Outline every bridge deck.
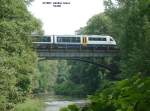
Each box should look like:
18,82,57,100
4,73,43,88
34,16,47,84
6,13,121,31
35,48,119,59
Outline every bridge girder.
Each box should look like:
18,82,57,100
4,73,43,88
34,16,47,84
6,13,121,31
36,47,120,74
38,57,120,74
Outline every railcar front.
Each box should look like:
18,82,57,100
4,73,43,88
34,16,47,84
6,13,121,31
86,35,117,49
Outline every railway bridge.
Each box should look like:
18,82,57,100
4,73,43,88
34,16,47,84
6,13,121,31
32,36,120,74
32,34,119,59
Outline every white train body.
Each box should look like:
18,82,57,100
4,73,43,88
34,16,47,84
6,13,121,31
32,35,117,48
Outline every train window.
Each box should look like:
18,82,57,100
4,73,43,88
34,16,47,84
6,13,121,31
42,37,51,42
57,37,70,42
71,37,80,43
57,37,80,43
32,36,51,42
102,38,106,41
57,37,60,42
89,37,106,41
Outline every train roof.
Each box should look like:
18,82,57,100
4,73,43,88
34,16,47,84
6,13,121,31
31,35,113,38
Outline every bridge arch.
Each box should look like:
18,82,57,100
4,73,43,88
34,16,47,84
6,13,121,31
38,58,119,74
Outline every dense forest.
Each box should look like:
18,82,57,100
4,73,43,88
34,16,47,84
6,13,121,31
0,0,150,111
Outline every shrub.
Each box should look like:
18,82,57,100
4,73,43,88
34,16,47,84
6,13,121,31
68,104,79,111
15,99,43,111
60,104,79,111
60,107,70,111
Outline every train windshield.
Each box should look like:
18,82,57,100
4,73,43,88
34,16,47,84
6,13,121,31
88,37,106,41
110,38,114,41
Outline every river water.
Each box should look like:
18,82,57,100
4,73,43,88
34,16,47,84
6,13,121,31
44,96,88,111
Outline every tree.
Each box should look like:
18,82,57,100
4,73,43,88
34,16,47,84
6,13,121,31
82,13,113,35
35,60,58,93
104,0,150,76
0,0,42,110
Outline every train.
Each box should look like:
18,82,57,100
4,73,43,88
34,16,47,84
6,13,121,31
32,35,117,49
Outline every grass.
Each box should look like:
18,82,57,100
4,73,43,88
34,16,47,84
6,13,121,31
15,98,44,111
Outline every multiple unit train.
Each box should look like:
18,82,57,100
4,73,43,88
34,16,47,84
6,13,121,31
32,35,117,49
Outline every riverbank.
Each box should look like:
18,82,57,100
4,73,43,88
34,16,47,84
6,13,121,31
14,94,88,111
15,99,44,111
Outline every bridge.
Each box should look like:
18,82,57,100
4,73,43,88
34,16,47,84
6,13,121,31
33,45,119,59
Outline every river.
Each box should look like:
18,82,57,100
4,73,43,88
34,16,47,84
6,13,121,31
44,100,87,111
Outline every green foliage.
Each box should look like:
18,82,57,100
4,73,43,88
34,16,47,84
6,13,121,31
56,60,70,84
68,61,101,95
60,107,70,111
104,0,150,76
54,60,103,96
54,60,88,97
60,104,79,111
34,60,58,93
15,99,43,111
82,74,150,111
54,81,85,96
68,104,80,111
82,13,113,35
0,0,42,110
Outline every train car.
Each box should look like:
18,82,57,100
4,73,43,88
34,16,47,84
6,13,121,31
74,35,116,49
54,35,82,48
86,35,116,48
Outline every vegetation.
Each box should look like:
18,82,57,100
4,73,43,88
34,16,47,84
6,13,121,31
15,99,43,111
59,0,150,111
0,0,149,111
104,0,150,76
60,104,79,111
33,60,58,94
0,0,43,110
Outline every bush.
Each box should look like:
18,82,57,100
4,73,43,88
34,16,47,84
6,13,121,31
86,74,150,111
60,104,79,111
15,99,43,111
66,74,150,111
60,107,70,111
54,81,85,97
68,104,79,111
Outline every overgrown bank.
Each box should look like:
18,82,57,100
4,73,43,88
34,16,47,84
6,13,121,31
15,99,43,111
0,0,43,110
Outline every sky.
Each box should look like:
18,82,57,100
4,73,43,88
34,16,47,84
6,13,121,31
29,0,104,35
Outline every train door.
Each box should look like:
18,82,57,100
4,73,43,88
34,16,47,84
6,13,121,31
82,36,88,46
